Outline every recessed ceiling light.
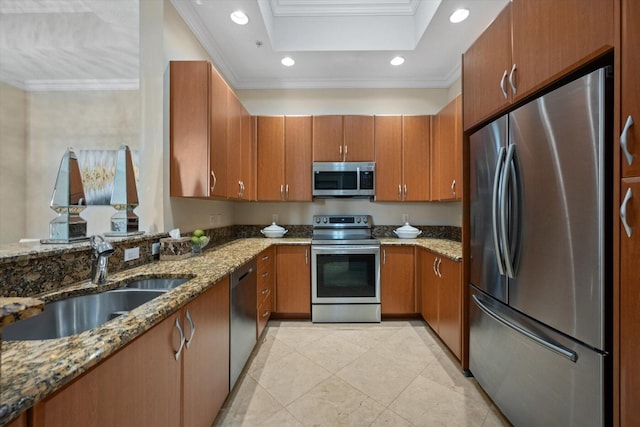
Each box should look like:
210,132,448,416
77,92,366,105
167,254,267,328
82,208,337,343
449,8,470,23
230,10,249,25
281,57,295,67
390,56,405,66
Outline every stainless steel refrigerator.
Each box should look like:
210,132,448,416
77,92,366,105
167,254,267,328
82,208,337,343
469,65,612,426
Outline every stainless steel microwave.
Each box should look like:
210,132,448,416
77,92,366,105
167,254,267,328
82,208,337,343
312,162,375,198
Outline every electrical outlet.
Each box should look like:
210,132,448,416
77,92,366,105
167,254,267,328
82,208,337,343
209,215,215,225
151,242,160,255
272,213,278,223
216,213,222,225
124,247,140,261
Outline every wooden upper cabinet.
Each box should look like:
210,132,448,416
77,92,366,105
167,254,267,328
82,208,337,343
313,115,343,161
462,3,512,131
511,0,614,102
257,116,285,201
431,96,462,201
210,66,229,199
226,92,243,200
343,115,374,161
284,116,313,201
374,116,403,201
169,61,211,198
621,0,640,178
380,245,416,315
276,245,311,315
402,115,430,201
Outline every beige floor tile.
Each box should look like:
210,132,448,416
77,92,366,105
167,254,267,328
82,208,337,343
297,332,368,373
374,326,440,371
266,322,333,349
370,409,416,427
214,375,284,426
286,376,386,427
251,350,332,405
482,406,513,427
419,360,491,406
389,375,491,427
262,408,305,427
336,349,420,406
248,334,295,378
324,325,403,350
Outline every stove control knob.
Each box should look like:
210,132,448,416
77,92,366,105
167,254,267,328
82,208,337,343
356,217,361,223
322,217,328,223
315,217,320,224
363,217,368,224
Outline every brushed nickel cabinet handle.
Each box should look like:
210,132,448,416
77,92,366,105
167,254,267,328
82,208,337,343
185,309,196,349
383,249,387,265
262,310,270,318
436,258,442,278
261,288,270,296
210,170,217,192
500,70,508,99
621,187,634,238
433,257,438,276
621,115,635,166
261,255,269,261
305,249,309,264
174,318,185,360
344,144,348,160
280,184,284,200
403,184,407,199
398,184,402,199
262,271,269,278
286,184,289,199
508,64,517,96
451,179,456,197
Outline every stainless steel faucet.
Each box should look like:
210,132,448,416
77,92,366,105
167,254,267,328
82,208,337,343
90,235,115,284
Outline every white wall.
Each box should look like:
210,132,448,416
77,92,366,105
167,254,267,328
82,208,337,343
448,77,462,101
0,82,27,243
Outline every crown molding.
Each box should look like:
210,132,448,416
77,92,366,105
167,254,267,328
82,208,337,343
23,79,139,92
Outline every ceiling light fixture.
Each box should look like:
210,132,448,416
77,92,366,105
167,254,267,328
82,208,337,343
449,8,470,23
390,56,405,66
230,10,249,25
281,57,295,67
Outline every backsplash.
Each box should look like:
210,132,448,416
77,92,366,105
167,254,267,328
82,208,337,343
0,224,460,297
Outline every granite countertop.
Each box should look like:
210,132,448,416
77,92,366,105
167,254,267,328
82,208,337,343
0,298,44,328
0,237,460,425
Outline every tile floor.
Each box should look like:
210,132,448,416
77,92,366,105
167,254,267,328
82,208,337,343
214,320,512,427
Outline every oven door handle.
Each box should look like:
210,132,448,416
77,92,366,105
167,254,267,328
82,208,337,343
312,245,381,252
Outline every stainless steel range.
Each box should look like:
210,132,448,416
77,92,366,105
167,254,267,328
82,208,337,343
311,215,381,323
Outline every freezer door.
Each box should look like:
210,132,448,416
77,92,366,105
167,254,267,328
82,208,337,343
469,286,604,427
469,115,508,303
507,68,608,350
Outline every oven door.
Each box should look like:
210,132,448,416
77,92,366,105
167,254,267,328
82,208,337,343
311,244,380,304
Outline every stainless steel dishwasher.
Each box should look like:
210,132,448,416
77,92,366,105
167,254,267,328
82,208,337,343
230,258,257,390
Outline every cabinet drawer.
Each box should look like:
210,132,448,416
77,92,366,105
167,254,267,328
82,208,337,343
257,292,273,339
257,247,274,272
257,271,273,308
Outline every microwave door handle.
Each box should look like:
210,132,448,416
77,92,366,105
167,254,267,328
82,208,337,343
357,166,360,191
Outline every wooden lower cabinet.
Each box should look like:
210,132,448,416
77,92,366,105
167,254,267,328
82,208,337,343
418,247,462,360
31,278,230,427
620,177,640,426
183,278,230,427
5,413,26,427
381,245,416,315
257,246,275,338
275,245,310,315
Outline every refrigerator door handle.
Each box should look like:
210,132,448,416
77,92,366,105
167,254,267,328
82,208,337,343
472,294,578,363
500,144,517,278
492,147,507,275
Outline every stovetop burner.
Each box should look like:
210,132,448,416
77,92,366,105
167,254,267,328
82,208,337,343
311,215,378,245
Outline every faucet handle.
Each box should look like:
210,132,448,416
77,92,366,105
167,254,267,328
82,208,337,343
90,235,114,256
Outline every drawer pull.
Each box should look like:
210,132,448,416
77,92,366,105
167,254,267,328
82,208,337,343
261,255,269,261
262,272,269,278
262,310,270,318
261,288,270,296
621,187,633,238
621,115,635,166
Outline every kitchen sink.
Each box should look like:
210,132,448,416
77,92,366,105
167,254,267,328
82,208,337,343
2,288,166,341
125,277,191,290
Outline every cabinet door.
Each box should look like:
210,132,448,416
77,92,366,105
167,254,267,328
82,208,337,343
374,116,403,201
285,116,313,201
621,0,640,178
462,3,512,131
438,256,462,360
419,248,438,329
240,107,255,200
313,115,343,161
276,245,311,314
511,0,613,102
33,313,182,427
183,277,230,427
227,92,243,199
5,413,25,427
620,178,640,426
169,61,210,198
432,97,461,201
257,116,285,201
403,115,430,201
343,115,374,161
210,67,229,198
381,245,415,315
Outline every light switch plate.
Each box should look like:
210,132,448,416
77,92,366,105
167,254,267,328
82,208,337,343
151,242,160,255
124,247,140,261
